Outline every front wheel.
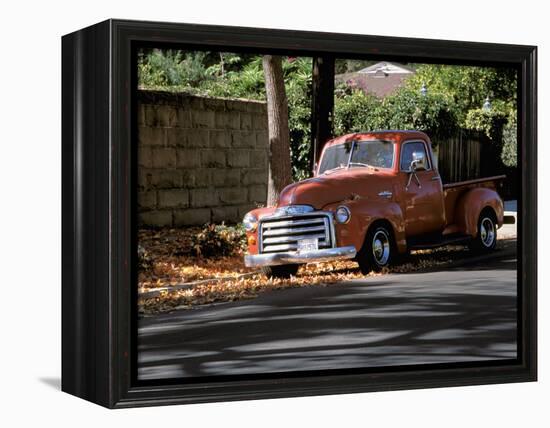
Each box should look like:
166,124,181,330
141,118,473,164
469,210,497,252
261,264,300,279
356,225,394,274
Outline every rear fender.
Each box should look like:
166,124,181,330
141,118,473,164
454,188,504,237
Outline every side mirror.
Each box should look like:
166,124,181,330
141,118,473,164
410,151,427,172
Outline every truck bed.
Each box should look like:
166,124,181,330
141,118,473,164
442,175,506,191
443,175,506,232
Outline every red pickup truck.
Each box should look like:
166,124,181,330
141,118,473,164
243,131,504,278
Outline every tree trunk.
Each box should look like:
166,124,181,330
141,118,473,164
310,56,335,173
262,55,292,207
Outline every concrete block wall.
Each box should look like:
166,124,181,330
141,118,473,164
137,90,269,227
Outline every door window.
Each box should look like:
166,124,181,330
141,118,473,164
400,141,430,171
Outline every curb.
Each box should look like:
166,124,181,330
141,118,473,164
139,270,260,299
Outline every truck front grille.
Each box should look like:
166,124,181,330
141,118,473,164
259,213,334,253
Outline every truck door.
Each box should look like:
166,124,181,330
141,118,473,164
398,140,446,237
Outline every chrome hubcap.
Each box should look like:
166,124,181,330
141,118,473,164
372,230,390,265
480,217,495,247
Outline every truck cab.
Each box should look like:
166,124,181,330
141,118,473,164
243,131,504,278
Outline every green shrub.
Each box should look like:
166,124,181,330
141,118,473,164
404,64,517,126
285,58,313,180
501,118,517,167
333,88,457,145
464,108,507,141
204,58,266,100
138,50,214,89
137,244,152,270
190,223,246,258
382,89,458,141
334,90,384,135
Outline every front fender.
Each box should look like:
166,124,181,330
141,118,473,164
454,188,504,237
323,199,407,254
244,206,277,255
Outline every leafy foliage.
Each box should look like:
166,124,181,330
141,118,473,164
334,64,517,157
381,89,458,141
405,64,517,148
334,87,457,145
501,117,518,167
283,58,313,180
138,50,214,88
137,244,152,270
203,57,266,100
405,64,517,123
334,89,383,133
190,223,246,258
464,108,507,141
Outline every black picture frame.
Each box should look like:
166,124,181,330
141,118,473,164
62,19,537,408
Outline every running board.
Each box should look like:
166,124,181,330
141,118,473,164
408,234,471,250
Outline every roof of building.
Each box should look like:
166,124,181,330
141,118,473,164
335,61,415,98
357,62,414,75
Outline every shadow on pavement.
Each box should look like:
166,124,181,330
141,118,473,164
138,255,517,380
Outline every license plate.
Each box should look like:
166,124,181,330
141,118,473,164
297,238,318,252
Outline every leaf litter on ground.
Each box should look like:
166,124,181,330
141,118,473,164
138,227,516,315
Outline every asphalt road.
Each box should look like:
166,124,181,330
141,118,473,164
138,244,517,381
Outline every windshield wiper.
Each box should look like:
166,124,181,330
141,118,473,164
322,165,347,175
348,162,376,169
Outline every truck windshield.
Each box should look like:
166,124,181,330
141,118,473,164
318,140,394,174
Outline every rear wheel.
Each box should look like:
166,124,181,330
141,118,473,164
261,264,300,279
469,209,497,252
357,224,394,274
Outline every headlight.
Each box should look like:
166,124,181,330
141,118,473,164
335,206,351,224
243,213,258,232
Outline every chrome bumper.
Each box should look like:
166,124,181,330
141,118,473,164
244,246,357,267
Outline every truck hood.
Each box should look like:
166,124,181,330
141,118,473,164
278,169,392,209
